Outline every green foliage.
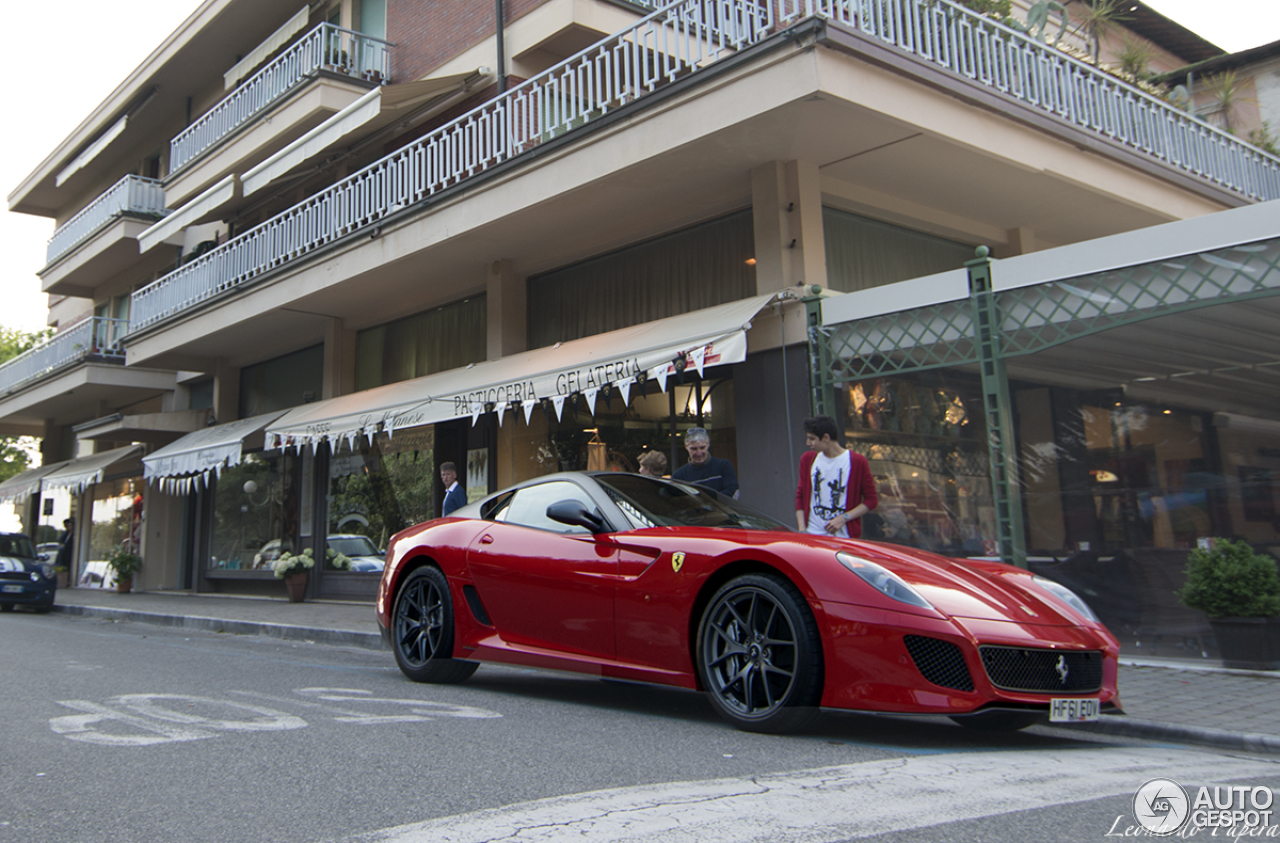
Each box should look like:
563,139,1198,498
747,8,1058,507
1201,70,1252,134
1116,36,1153,80
954,0,1012,17
1179,539,1280,619
269,549,315,579
1071,0,1132,64
1249,122,1280,156
105,546,143,580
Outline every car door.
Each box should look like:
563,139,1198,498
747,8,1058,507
466,479,618,659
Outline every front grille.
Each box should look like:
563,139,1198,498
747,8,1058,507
0,571,29,581
979,646,1103,693
904,635,974,691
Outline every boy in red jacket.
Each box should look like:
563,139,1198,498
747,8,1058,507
795,415,878,538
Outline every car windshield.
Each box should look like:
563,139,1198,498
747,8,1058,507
0,535,37,558
595,474,788,531
328,536,381,556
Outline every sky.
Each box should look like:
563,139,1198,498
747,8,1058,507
2,0,1278,336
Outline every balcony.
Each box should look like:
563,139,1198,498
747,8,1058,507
0,318,127,398
169,23,392,176
128,0,1279,339
43,175,167,269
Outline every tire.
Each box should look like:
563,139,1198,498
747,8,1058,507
392,566,477,684
949,710,1044,731
34,596,54,615
696,573,823,733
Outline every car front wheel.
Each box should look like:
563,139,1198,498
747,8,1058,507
392,566,477,684
696,573,823,733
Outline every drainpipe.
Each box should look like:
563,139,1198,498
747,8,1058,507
495,0,506,94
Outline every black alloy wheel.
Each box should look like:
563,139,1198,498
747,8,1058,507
697,573,823,733
392,566,477,684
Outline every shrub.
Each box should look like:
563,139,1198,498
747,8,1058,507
1179,539,1280,618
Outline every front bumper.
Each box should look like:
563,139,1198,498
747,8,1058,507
0,576,56,607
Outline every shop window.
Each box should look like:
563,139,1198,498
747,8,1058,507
355,297,486,391
240,345,323,416
85,478,144,587
823,207,973,293
326,428,436,571
527,211,756,349
209,451,303,571
840,372,996,556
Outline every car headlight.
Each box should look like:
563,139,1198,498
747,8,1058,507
40,564,56,579
836,552,933,609
1032,575,1098,622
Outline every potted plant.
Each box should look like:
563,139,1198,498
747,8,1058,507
1179,539,1280,670
270,548,315,602
106,546,143,594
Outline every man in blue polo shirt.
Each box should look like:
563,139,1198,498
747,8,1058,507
672,427,739,499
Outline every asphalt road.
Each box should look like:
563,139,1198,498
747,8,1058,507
4,612,1277,843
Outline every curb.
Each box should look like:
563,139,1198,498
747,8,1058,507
54,603,386,651
1046,716,1280,756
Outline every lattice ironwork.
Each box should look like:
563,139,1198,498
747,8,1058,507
997,237,1280,358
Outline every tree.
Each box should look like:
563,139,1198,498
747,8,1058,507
0,327,53,484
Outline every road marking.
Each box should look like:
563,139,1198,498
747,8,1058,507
351,746,1280,843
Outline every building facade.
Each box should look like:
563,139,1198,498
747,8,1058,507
4,0,1277,618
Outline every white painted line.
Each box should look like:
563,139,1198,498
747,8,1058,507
354,747,1278,843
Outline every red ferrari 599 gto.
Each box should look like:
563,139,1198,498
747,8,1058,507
376,472,1120,733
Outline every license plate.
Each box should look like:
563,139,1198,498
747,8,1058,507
1050,697,1100,722
2,584,22,593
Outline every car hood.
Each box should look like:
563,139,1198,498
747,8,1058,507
831,539,1084,626
0,556,43,574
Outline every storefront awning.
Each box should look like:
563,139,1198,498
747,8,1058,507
267,292,782,450
41,445,142,494
0,461,71,504
143,411,287,491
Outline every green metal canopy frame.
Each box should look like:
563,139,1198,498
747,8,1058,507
810,230,1280,567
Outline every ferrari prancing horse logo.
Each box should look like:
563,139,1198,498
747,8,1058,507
671,552,686,573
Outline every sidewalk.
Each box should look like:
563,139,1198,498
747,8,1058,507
51,587,1280,754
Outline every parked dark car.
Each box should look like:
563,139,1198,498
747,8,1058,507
0,532,56,613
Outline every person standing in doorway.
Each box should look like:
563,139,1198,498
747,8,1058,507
55,518,75,573
672,428,739,498
440,462,466,517
795,416,878,538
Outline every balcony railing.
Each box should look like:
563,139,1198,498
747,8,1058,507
44,176,167,268
169,23,393,173
778,0,1280,201
131,0,1280,334
0,318,128,397
132,0,772,331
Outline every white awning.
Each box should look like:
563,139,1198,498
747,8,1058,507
143,411,286,492
0,461,71,504
41,446,142,494
268,293,780,450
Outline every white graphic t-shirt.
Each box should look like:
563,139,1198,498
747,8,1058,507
807,449,853,538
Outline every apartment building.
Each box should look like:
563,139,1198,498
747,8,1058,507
4,0,1276,606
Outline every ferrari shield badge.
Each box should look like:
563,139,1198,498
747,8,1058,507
671,552,686,573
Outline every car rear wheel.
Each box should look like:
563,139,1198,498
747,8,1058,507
392,567,477,684
949,710,1043,731
696,573,823,733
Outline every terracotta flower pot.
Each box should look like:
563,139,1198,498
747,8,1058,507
116,576,133,594
284,572,308,603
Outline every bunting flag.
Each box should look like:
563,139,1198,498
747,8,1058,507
522,399,538,425
653,365,670,393
496,402,508,427
692,346,707,377
470,402,484,426
583,386,599,415
552,394,567,421
617,377,633,406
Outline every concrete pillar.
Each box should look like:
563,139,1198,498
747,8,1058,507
1003,227,1037,256
750,160,827,295
323,317,357,399
487,259,526,360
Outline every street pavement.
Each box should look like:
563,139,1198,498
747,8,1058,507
49,585,1280,755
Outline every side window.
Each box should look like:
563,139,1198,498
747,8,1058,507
497,481,597,534
480,491,515,521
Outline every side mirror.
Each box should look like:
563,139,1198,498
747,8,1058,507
546,501,608,534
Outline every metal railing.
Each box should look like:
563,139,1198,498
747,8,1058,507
169,23,393,173
0,318,128,397
133,0,773,331
44,176,167,268
778,0,1280,201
